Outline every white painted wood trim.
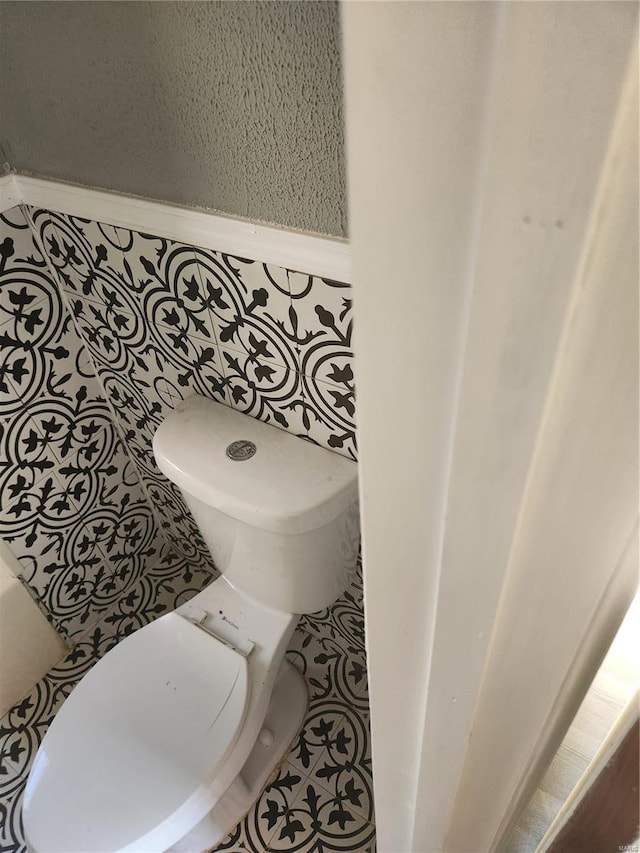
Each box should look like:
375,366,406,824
344,3,638,852
416,10,638,853
0,173,21,212
446,29,639,851
342,5,503,850
8,174,351,282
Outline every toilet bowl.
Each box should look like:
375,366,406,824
23,395,360,853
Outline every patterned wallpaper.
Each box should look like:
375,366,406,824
2,203,356,644
28,205,356,510
28,208,356,457
0,206,202,642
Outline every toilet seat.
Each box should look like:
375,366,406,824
23,612,249,853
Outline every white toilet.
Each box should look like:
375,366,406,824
23,394,360,853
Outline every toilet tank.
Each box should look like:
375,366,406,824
153,395,360,614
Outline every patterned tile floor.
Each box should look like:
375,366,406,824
0,559,374,853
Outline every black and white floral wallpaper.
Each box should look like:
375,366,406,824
23,206,356,585
0,206,211,642
2,201,357,639
28,207,357,459
0,201,367,852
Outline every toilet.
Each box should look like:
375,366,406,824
22,394,360,853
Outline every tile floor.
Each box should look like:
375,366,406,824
0,557,374,853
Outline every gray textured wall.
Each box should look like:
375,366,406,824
0,1,346,236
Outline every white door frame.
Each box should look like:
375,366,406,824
342,3,639,850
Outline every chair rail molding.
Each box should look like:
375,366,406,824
0,173,351,282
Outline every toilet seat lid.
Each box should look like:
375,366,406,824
23,612,249,853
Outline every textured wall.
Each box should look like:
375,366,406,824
0,1,346,236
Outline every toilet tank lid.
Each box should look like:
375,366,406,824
153,395,358,534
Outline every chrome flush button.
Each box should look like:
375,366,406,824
226,440,257,461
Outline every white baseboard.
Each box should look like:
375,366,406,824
2,173,352,282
